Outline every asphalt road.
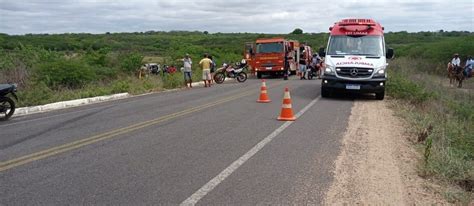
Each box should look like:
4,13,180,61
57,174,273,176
1,76,355,205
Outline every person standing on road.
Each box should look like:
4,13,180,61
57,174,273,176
182,54,193,88
311,53,321,78
199,54,212,87
283,51,289,80
299,45,308,80
209,55,216,84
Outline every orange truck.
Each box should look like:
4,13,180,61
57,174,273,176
245,37,311,79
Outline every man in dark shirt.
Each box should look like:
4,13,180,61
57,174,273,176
299,45,307,80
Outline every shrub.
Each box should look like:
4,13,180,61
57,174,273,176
94,66,119,80
16,81,54,106
0,46,61,87
111,80,130,93
35,58,96,89
119,52,143,73
84,47,110,67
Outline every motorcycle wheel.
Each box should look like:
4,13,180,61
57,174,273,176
214,72,225,84
236,72,247,82
0,96,15,121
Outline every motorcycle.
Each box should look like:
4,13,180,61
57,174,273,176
307,65,318,80
308,57,323,80
213,61,248,84
0,83,18,121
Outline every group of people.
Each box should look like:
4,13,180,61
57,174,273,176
295,46,323,80
141,64,178,76
450,53,473,78
302,53,323,80
282,43,324,81
181,53,217,88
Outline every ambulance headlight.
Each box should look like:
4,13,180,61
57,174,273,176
373,67,386,77
324,65,335,75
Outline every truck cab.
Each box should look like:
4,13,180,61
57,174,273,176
320,19,394,100
246,38,301,79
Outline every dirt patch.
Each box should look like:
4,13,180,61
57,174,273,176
324,100,449,205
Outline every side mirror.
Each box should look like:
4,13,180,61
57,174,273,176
386,48,394,59
318,47,326,57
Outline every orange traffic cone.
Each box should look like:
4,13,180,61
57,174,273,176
277,87,296,121
257,79,271,103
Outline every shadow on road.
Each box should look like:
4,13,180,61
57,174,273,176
324,92,378,101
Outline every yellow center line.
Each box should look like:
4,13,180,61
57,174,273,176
0,81,285,172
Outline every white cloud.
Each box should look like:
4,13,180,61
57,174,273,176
0,0,472,34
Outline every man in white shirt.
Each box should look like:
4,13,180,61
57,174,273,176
451,53,461,68
182,54,193,88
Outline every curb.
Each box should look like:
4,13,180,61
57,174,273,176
12,77,241,117
14,93,130,117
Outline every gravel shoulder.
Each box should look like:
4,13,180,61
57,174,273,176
324,99,449,205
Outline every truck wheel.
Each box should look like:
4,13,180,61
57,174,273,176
321,87,330,98
257,72,262,79
375,91,385,100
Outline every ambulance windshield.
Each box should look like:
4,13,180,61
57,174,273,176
327,36,383,57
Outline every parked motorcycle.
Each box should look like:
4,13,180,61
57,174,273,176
0,84,18,121
213,61,248,84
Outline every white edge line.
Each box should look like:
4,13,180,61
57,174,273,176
179,96,322,206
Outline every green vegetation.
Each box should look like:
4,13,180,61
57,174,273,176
387,57,473,203
0,31,332,107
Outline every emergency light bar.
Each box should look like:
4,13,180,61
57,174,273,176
339,19,376,26
329,18,384,35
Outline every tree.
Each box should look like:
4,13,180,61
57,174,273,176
203,31,209,35
291,28,303,34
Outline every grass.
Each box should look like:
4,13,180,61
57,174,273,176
16,75,164,107
14,67,211,107
12,63,210,107
162,72,184,89
387,57,474,204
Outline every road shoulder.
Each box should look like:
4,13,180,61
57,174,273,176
324,99,449,205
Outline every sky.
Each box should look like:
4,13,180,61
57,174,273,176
0,0,473,35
